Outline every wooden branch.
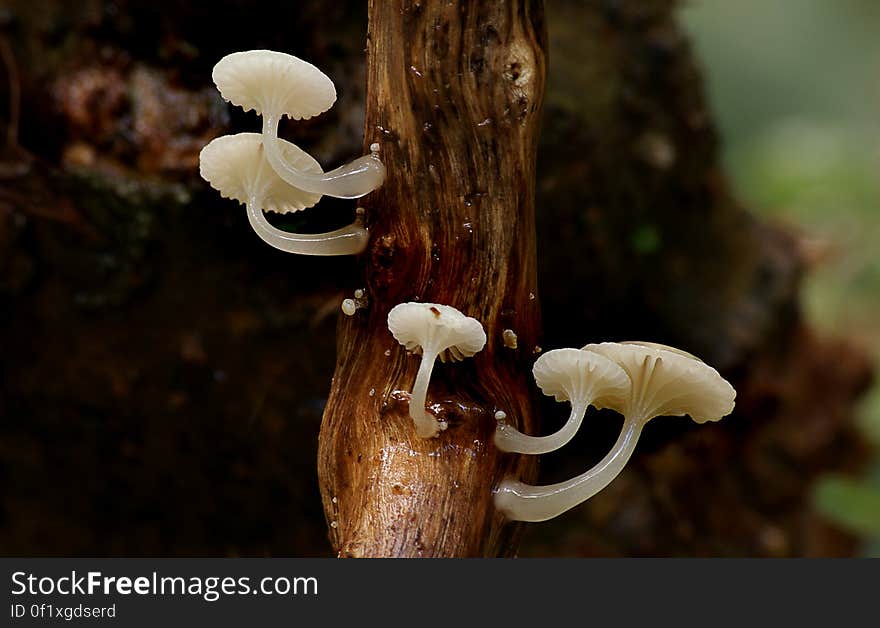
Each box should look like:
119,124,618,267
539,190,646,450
317,0,548,557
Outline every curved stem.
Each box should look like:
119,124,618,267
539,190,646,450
494,419,644,522
410,348,441,438
246,198,368,256
494,401,588,455
262,115,385,199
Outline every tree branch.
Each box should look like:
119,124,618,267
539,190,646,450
318,0,548,558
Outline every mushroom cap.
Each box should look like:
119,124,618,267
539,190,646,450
199,133,323,213
212,50,337,120
619,340,702,362
582,341,736,423
387,302,486,363
532,348,631,408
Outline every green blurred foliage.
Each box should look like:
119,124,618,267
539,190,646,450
814,473,880,537
683,0,880,554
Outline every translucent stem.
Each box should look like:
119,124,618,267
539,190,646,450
410,348,441,438
262,115,385,199
494,401,588,455
246,198,368,256
495,419,644,522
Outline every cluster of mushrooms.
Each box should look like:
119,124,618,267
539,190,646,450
199,50,736,526
387,302,736,523
199,50,385,255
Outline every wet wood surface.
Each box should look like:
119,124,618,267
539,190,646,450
317,0,548,557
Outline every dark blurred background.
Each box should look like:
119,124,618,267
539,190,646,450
0,0,877,556
684,0,880,555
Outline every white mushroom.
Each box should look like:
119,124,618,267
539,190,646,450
495,341,735,522
387,302,487,438
212,50,385,199
199,133,367,255
585,342,736,424
494,348,630,455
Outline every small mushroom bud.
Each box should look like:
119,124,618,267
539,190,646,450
387,302,487,438
341,299,357,316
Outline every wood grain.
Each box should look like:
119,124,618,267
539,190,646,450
317,0,548,557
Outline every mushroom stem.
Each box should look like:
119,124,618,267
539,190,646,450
262,115,385,199
494,419,644,522
246,197,368,256
494,400,589,455
409,347,442,438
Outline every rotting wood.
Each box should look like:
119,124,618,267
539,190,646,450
318,0,548,557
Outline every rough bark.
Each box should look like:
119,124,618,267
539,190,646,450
317,0,547,557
